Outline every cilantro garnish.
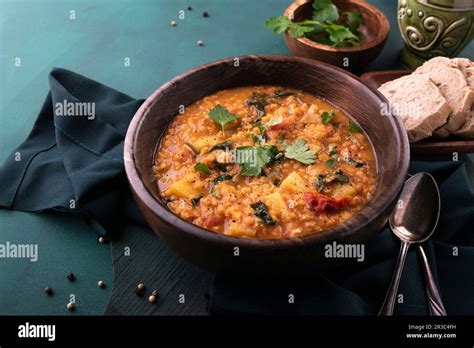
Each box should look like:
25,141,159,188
265,0,363,47
251,201,276,225
325,154,339,168
265,116,283,128
284,139,317,165
191,195,203,206
349,120,362,133
209,104,237,134
194,162,212,175
321,111,336,125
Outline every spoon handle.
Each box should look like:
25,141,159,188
417,244,447,316
379,241,410,316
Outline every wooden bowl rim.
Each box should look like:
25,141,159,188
284,0,390,52
124,55,410,249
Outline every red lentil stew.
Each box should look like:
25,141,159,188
154,86,377,239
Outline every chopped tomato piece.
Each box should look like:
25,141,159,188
268,123,286,131
304,192,351,213
203,215,224,228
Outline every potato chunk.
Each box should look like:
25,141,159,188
331,185,357,199
165,177,202,200
280,172,307,193
227,223,256,238
264,191,288,216
193,135,221,151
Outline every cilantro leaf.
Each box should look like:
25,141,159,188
265,16,294,35
326,24,360,47
325,153,339,168
334,169,349,183
265,116,283,128
321,111,336,125
312,0,339,23
265,16,323,39
251,201,276,225
236,146,269,176
284,139,317,165
194,162,212,175
343,11,363,35
209,104,237,134
349,120,362,132
289,25,317,38
273,89,294,99
209,140,234,152
191,194,203,206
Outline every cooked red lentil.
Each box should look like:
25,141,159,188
154,86,376,239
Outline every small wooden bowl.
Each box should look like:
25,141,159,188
284,0,390,71
124,55,409,275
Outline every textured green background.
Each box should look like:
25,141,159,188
0,0,472,315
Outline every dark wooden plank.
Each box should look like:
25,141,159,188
104,223,212,315
360,70,474,155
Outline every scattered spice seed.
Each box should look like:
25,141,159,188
66,272,75,281
44,287,53,295
135,283,146,296
203,11,209,17
98,280,105,288
171,20,177,27
67,302,75,311
151,289,158,297
149,295,157,304
98,236,106,244
187,6,192,10
197,40,204,46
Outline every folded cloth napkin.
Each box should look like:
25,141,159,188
209,159,474,315
0,68,146,235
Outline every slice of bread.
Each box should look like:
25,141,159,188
452,58,474,137
379,74,451,142
413,57,473,136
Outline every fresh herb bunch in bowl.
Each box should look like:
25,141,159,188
269,0,390,71
266,0,364,47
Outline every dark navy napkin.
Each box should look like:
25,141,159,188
0,68,146,235
209,159,474,315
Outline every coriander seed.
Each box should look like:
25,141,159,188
67,302,75,311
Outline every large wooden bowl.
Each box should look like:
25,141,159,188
284,0,390,71
124,55,409,275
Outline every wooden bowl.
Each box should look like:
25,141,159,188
124,55,409,275
284,0,390,71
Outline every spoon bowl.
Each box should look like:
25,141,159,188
390,173,441,243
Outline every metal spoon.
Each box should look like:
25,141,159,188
379,172,446,316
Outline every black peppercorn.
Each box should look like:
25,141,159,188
67,272,75,281
135,283,146,296
44,287,53,295
187,6,192,10
203,11,209,17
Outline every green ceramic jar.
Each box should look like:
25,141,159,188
398,0,473,69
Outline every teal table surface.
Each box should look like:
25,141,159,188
0,0,472,315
